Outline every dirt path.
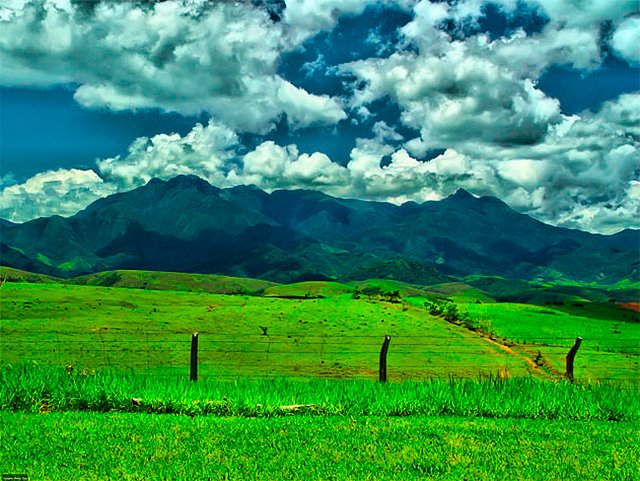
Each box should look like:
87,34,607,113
481,336,560,380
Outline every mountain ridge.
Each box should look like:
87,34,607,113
1,175,638,284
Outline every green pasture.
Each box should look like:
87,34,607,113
2,412,638,481
465,302,640,349
71,269,277,294
465,302,640,384
1,270,638,384
263,280,354,298
0,282,531,380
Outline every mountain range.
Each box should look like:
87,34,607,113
1,175,638,284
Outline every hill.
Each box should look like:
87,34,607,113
1,175,638,284
0,266,61,284
70,269,277,295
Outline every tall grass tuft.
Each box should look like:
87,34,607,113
1,363,638,420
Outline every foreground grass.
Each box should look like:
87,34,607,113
2,412,638,481
2,365,639,421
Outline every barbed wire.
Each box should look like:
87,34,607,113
2,331,639,342
2,330,638,383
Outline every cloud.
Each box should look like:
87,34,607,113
96,121,239,191
237,141,351,190
282,0,403,45
1,0,638,234
0,0,345,133
523,0,638,27
342,44,564,150
611,16,640,65
0,168,115,221
2,92,638,233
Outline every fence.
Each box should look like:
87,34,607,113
1,329,639,385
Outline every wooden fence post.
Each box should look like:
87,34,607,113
190,332,199,382
379,335,391,383
565,336,582,383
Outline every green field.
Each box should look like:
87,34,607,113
1,268,638,383
465,302,640,384
1,281,535,380
2,412,638,481
1,269,640,480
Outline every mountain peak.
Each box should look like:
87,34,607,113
447,188,476,201
163,175,217,191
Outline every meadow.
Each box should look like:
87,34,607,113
1,270,639,479
3,412,638,481
1,269,637,384
1,281,535,380
464,301,640,384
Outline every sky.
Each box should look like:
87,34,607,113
0,0,638,234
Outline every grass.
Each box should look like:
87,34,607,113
465,302,640,350
2,412,638,481
0,282,535,380
2,273,640,479
421,282,495,303
0,266,61,284
464,301,640,384
351,279,434,298
2,364,639,421
70,269,277,294
263,280,354,298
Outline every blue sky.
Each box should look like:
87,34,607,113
1,0,639,233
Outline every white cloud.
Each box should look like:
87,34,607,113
283,0,394,45
0,0,345,133
239,141,350,190
523,0,638,27
2,92,638,234
0,168,115,221
96,120,239,191
611,16,640,65
276,80,347,128
342,44,564,149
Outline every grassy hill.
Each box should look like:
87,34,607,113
464,275,639,304
421,282,495,303
0,266,61,284
352,279,436,299
69,269,277,295
263,281,354,298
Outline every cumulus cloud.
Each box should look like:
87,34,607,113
340,0,634,155
2,92,638,233
0,168,116,221
611,16,640,65
1,0,638,234
342,44,564,149
523,0,638,27
0,0,345,133
238,141,351,190
282,0,403,45
96,121,239,191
